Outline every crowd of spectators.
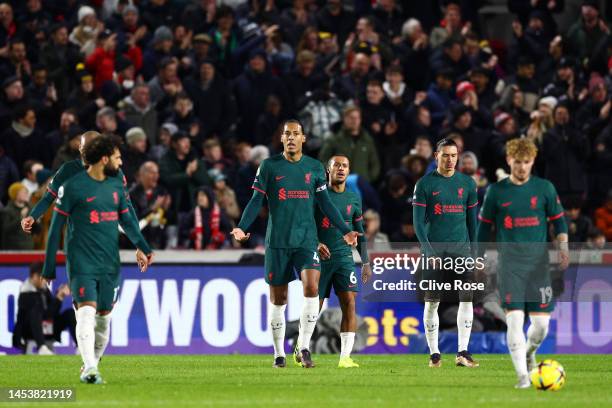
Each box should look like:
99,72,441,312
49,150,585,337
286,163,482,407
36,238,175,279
0,0,610,250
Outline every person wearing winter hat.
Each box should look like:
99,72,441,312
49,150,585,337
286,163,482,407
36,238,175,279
1,182,34,249
69,5,102,56
122,127,148,184
141,26,174,80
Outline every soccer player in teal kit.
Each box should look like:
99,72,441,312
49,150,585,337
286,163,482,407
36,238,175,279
42,135,153,384
231,120,360,369
315,155,371,368
412,138,479,368
477,138,569,388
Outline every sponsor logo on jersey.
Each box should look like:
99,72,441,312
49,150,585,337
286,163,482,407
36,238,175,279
304,172,311,184
504,215,513,229
434,203,442,215
90,210,119,224
278,188,287,201
346,204,352,215
90,210,100,224
278,187,310,200
433,203,463,215
86,196,96,202
321,216,330,229
458,187,464,198
113,192,119,204
530,196,538,209
503,215,541,229
275,176,285,181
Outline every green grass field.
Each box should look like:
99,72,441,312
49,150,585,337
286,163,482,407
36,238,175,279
1,354,611,407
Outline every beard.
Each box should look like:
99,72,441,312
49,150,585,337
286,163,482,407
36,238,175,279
104,163,119,177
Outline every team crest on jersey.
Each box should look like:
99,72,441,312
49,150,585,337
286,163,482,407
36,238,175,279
346,204,352,215
113,192,119,204
457,187,464,198
321,217,330,229
305,172,311,184
530,196,538,209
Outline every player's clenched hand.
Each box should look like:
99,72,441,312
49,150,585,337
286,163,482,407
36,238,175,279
21,216,34,233
136,249,152,273
361,263,372,284
317,243,331,260
231,228,250,243
343,231,361,247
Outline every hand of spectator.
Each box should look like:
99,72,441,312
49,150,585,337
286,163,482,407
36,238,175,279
162,195,172,210
371,53,382,71
152,196,166,211
413,33,428,50
483,54,498,69
46,84,57,103
414,91,427,106
186,160,198,176
318,243,331,260
599,19,610,35
21,216,34,233
190,123,200,137
56,284,70,300
231,228,250,243
181,30,193,50
95,98,106,108
548,0,556,9
264,25,279,38
344,32,355,50
512,20,523,38
371,122,382,134
461,21,472,37
134,26,147,42
596,143,605,152
600,100,611,120
265,0,275,12
96,20,105,33
384,121,398,135
103,33,117,51
206,0,216,23
578,88,588,102
531,0,538,7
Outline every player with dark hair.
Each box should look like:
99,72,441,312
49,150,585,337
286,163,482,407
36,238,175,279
316,155,371,368
412,138,479,368
42,134,153,384
231,119,360,369
477,138,568,389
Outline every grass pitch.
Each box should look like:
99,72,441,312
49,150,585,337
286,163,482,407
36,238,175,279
1,354,611,407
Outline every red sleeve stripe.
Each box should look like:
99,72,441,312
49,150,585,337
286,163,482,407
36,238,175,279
547,212,565,221
467,201,479,209
252,186,267,195
47,187,57,197
354,216,363,222
478,214,493,224
412,202,426,207
53,207,69,216
120,208,130,214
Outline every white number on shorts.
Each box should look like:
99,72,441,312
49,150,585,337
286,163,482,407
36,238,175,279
313,251,320,263
350,271,357,284
539,286,553,304
113,286,120,302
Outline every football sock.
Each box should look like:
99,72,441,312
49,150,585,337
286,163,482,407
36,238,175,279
76,306,97,370
457,302,473,352
299,297,319,351
94,313,111,363
340,332,355,358
423,301,440,355
269,303,287,358
506,310,528,377
527,314,550,357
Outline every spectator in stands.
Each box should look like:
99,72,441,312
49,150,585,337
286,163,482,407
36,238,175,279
2,105,45,170
298,81,344,152
319,106,380,183
379,170,411,236
484,112,519,179
179,186,231,249
69,5,103,57
21,160,42,199
585,227,606,249
159,131,210,225
509,12,549,71
594,190,612,241
122,127,148,185
148,56,183,108
1,182,34,249
542,103,589,203
129,161,171,250
565,197,593,243
66,66,102,129
0,76,27,130
40,23,82,101
168,92,200,142
121,83,157,148
0,144,18,205
395,18,430,91
12,263,75,355
443,105,487,159
51,125,82,171
0,38,32,84
576,73,609,140
209,168,240,222
390,212,417,243
142,26,174,81
149,122,176,163
333,51,372,102
285,50,326,113
430,36,470,80
255,94,285,149
425,67,454,130
315,0,355,46
543,56,585,107
566,0,609,64
363,209,389,244
95,107,121,137
184,59,235,141
502,56,540,112
233,49,288,143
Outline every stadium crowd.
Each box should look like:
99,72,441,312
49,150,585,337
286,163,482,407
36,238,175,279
0,0,610,250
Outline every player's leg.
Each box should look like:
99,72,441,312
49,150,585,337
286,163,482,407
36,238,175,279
265,248,292,368
70,275,100,380
525,269,554,371
291,246,322,368
94,273,121,366
423,291,441,367
455,287,478,368
506,308,530,388
337,291,359,368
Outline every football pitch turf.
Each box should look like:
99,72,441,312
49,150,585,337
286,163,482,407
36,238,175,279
1,354,611,407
